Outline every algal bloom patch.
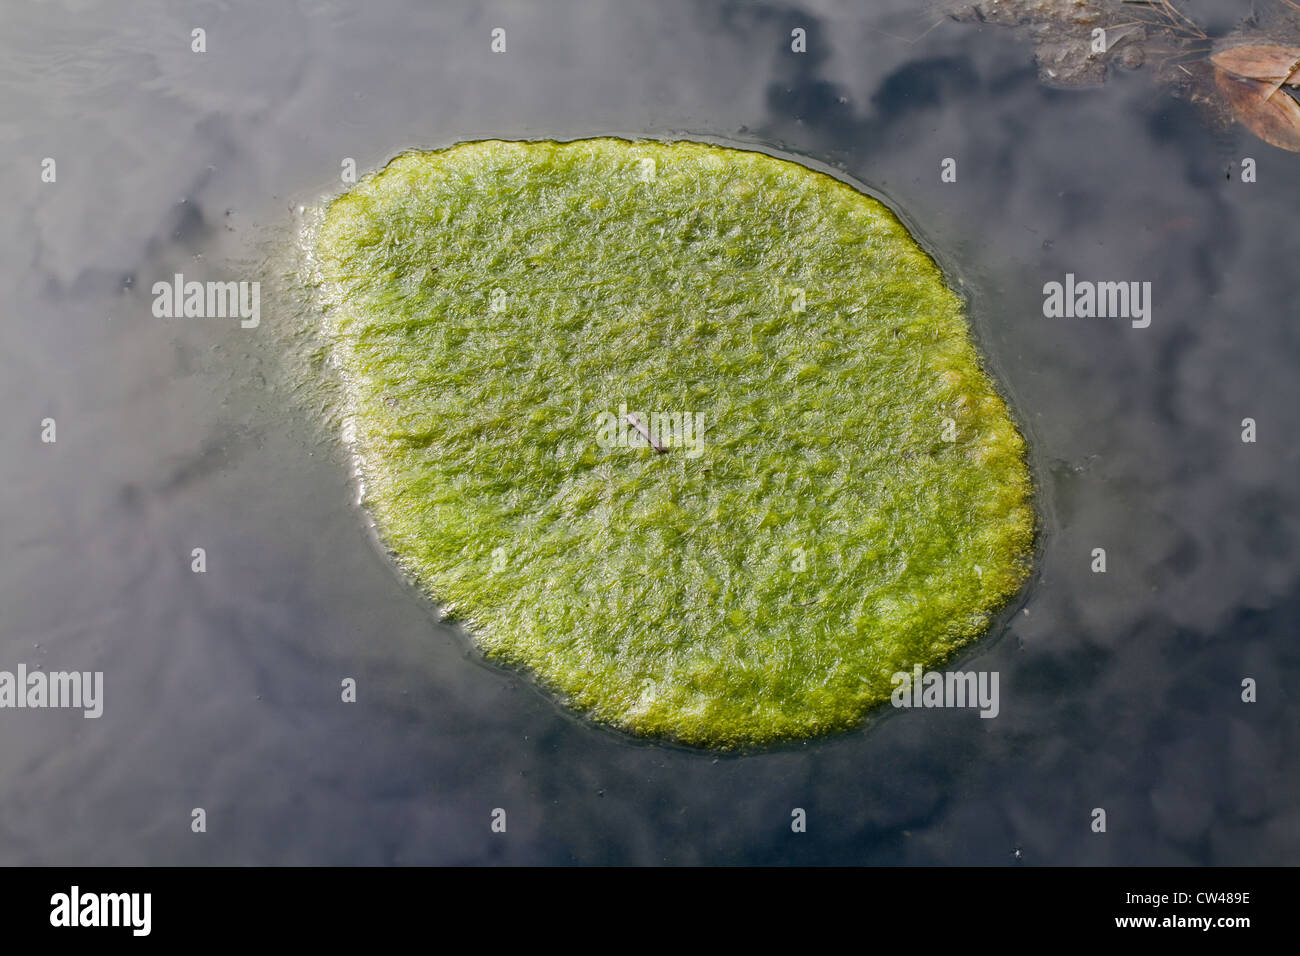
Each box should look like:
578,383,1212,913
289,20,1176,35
309,138,1034,748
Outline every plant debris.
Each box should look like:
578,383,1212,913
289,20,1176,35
949,0,1300,150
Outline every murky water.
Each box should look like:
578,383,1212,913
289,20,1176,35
1,0,1296,864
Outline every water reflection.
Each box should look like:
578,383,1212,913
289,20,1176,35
0,0,1294,864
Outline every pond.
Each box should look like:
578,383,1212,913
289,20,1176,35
0,0,1295,864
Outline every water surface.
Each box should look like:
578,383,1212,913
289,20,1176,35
0,0,1296,864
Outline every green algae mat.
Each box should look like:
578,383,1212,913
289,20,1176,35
309,138,1034,748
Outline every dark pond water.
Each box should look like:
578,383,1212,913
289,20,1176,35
1,0,1296,864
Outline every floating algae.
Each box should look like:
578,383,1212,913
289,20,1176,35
309,138,1034,748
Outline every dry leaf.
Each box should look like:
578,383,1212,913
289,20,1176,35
1214,66,1300,152
1211,43,1300,86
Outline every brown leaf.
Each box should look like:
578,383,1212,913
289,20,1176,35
1211,43,1300,86
1214,67,1300,152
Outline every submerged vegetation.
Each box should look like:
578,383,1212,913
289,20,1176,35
949,0,1300,150
309,139,1034,748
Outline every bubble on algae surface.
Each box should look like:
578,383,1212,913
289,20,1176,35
309,138,1035,749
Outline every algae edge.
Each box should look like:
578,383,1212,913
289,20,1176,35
306,137,1036,750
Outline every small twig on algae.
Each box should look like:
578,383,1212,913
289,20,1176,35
626,413,668,453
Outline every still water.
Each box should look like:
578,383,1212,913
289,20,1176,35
0,0,1296,864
